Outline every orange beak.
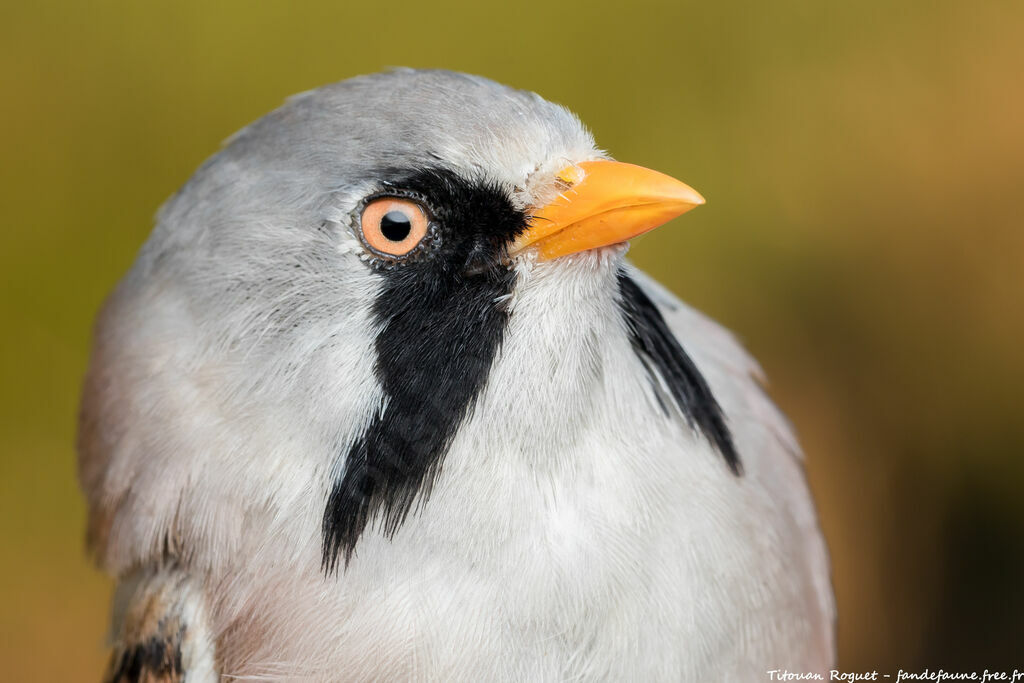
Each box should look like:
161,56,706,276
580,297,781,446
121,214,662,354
510,160,705,260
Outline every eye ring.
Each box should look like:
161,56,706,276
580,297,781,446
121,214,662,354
359,197,430,258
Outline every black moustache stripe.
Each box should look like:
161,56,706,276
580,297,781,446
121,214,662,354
617,271,741,475
322,169,523,571
322,268,515,571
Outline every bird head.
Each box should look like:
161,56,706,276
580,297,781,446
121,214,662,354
79,69,726,575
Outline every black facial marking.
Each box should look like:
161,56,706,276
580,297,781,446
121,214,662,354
323,168,525,571
617,271,741,475
367,167,528,273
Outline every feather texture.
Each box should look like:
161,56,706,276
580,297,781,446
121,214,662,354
78,69,834,681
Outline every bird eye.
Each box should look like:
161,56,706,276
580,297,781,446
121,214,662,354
360,198,430,257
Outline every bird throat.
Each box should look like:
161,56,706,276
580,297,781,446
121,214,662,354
321,266,741,571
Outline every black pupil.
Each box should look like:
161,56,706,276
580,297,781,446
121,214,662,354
380,210,412,242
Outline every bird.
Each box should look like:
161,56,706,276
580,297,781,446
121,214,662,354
78,68,835,682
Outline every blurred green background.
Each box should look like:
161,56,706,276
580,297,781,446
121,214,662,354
3,0,1022,678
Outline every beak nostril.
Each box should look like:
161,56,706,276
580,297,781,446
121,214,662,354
555,164,586,187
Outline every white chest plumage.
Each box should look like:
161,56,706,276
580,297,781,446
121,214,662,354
110,258,830,681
